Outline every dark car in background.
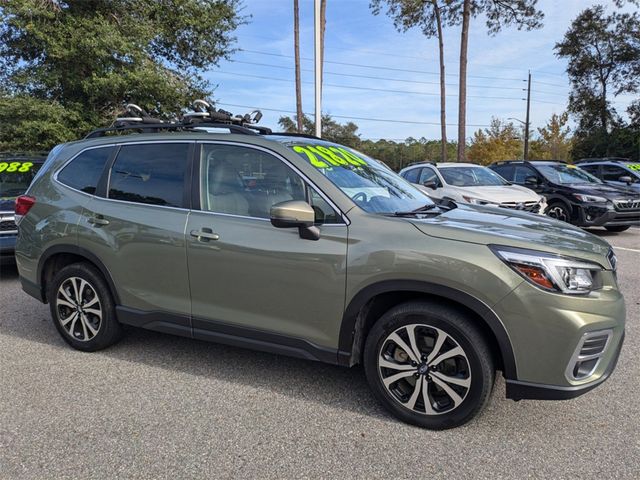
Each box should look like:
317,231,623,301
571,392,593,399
489,160,640,232
575,158,640,193
1,153,47,260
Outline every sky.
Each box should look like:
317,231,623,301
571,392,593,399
205,0,636,142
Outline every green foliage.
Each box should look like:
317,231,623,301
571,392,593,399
555,4,639,158
467,118,522,164
528,112,572,161
278,115,361,147
0,0,244,150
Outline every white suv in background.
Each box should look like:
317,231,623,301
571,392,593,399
399,162,547,214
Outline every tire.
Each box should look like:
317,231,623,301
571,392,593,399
605,225,630,233
546,202,571,223
363,301,495,430
48,262,122,351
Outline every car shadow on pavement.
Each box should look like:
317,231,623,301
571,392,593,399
0,262,389,421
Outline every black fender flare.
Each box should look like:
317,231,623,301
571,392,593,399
37,244,120,304
337,280,517,379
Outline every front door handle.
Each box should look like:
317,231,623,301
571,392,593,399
87,215,109,226
190,228,220,242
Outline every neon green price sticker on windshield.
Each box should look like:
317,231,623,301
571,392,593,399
0,161,34,173
293,145,367,169
628,164,640,171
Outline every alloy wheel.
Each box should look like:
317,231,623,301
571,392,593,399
547,205,569,222
55,277,102,342
378,324,471,415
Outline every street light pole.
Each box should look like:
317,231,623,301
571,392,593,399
314,0,322,138
524,71,531,161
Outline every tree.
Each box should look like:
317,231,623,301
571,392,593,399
0,0,244,149
370,0,456,162
555,3,640,158
456,0,543,161
294,0,304,132
467,117,522,164
278,114,361,147
528,112,572,161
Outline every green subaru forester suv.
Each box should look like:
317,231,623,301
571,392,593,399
15,117,624,429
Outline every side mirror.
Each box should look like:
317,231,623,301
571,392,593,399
270,200,320,240
423,180,438,189
619,175,634,185
524,176,539,186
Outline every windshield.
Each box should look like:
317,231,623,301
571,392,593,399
287,142,434,214
440,166,508,187
0,161,42,198
536,164,602,185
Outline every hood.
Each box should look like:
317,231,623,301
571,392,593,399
447,184,540,203
411,204,612,263
561,182,640,199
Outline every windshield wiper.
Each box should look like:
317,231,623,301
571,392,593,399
390,203,439,216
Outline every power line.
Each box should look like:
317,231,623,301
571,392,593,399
214,70,538,102
240,49,527,82
216,102,493,127
228,59,568,99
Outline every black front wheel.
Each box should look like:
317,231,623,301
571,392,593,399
363,301,495,430
605,225,630,233
546,202,571,223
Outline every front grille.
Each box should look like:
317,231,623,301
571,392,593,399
0,219,17,234
566,330,612,381
499,201,540,213
614,199,640,211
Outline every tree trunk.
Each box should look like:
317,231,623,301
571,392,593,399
294,0,303,132
457,0,471,162
433,0,447,162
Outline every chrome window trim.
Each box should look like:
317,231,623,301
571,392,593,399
197,140,350,226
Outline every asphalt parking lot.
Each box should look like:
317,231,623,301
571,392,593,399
0,228,638,479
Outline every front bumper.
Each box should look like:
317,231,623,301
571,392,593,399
506,331,624,400
494,273,625,400
0,234,17,255
573,202,640,227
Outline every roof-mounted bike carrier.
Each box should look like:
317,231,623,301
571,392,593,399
85,101,272,138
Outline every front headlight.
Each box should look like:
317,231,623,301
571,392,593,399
491,246,603,295
462,195,497,205
573,193,607,203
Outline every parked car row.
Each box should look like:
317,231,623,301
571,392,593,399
399,159,640,232
10,104,628,431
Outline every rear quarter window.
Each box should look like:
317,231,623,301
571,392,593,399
57,147,114,194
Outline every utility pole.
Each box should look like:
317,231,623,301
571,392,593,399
314,0,322,138
524,71,531,160
294,0,303,133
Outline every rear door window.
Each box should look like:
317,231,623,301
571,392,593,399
491,164,514,181
108,143,189,207
58,147,114,195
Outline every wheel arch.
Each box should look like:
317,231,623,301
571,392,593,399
338,280,517,380
37,245,120,304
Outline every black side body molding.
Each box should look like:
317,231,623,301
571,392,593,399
117,306,340,365
337,280,518,379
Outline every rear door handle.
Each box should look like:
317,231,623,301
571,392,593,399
190,228,220,241
87,215,109,226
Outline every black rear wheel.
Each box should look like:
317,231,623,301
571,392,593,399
48,262,123,351
363,301,495,430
